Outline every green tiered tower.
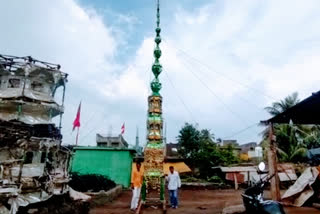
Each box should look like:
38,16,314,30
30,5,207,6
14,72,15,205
141,0,166,205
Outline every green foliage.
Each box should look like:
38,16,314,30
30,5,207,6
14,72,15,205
219,144,239,165
303,125,320,149
261,92,300,139
178,123,201,163
262,93,320,162
207,175,224,184
177,123,239,178
264,92,299,117
180,176,204,183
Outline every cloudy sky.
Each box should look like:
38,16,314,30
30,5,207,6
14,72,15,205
1,0,320,146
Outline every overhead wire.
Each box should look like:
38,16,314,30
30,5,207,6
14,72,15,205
162,38,268,139
78,51,157,144
162,38,278,101
80,110,100,131
178,52,265,111
164,69,197,123
183,58,261,138
76,104,110,144
164,55,259,139
77,57,148,144
77,0,163,145
78,102,108,141
222,123,259,139
79,115,110,145
69,23,280,143
182,54,264,112
176,51,251,126
223,123,319,143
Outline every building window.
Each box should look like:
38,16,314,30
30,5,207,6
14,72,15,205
8,79,20,88
41,152,46,163
31,81,44,92
111,142,119,147
24,152,34,164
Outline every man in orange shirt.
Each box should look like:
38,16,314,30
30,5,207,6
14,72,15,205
130,162,143,211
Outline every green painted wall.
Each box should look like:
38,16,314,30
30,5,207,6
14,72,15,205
71,148,134,188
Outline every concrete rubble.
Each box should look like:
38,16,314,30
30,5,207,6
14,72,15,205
282,167,319,207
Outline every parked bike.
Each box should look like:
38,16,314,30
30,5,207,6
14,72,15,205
241,162,286,214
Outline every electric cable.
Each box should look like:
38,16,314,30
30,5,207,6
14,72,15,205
164,69,197,123
177,52,251,126
178,52,265,111
77,63,140,143
163,38,278,101
222,123,259,139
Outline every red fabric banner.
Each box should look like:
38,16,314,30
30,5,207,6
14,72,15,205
73,102,81,131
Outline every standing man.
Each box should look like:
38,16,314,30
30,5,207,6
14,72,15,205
130,162,143,211
167,166,181,209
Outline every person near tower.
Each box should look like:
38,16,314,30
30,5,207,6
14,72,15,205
130,162,143,211
167,166,181,208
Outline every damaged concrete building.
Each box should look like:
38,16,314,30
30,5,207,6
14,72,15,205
0,54,72,213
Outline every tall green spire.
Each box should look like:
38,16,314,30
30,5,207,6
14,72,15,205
143,0,165,201
151,0,162,96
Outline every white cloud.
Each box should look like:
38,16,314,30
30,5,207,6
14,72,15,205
1,0,117,85
128,0,320,143
0,0,138,145
1,0,320,145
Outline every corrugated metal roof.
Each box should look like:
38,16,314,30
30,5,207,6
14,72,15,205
220,166,258,172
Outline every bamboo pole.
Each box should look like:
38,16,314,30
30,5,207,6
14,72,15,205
75,126,79,146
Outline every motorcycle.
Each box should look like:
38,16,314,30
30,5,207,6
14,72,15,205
241,162,286,214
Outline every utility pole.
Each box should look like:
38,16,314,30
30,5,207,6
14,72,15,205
268,123,280,200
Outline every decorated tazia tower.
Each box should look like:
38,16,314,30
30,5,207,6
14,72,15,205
141,0,166,202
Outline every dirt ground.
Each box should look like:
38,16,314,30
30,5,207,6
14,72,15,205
89,189,320,214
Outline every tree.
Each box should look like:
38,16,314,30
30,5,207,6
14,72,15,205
274,124,307,162
177,123,239,178
261,92,300,139
302,125,320,149
264,92,299,116
262,92,320,162
177,123,201,162
219,144,239,165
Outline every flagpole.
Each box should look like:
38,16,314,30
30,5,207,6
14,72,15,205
72,101,81,145
76,126,80,146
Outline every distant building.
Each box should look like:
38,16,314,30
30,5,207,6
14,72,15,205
223,140,239,146
165,143,181,159
240,142,257,154
96,134,128,148
239,142,263,161
253,146,263,158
